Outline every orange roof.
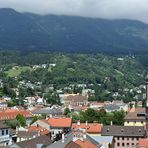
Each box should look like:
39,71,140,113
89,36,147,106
28,126,49,135
75,139,98,148
0,110,32,120
47,117,72,128
4,108,19,113
137,138,148,148
72,123,102,133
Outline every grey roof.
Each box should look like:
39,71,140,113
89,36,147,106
46,132,101,148
17,131,38,138
12,135,51,148
33,107,62,115
104,105,120,111
124,108,146,121
0,121,9,129
102,126,145,137
89,135,113,144
46,132,73,148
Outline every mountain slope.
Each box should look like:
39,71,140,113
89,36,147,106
0,8,148,54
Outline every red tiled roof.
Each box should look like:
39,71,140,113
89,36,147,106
47,117,72,128
72,123,102,133
137,138,148,148
28,126,49,135
75,139,98,148
0,110,32,120
66,95,88,102
4,108,18,113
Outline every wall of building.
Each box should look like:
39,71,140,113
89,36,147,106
114,136,139,148
0,128,11,146
124,121,145,127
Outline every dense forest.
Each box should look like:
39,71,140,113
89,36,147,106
0,50,148,103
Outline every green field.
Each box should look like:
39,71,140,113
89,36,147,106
5,66,32,77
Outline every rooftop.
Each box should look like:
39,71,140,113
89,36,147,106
102,125,145,137
136,138,148,148
65,141,81,148
75,139,98,148
66,95,88,102
124,107,146,121
46,117,72,128
0,121,9,129
17,131,39,138
72,123,102,133
28,126,50,135
0,110,32,120
14,135,51,148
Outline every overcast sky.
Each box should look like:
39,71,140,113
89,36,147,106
0,0,148,22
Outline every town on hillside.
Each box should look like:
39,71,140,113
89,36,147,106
0,81,148,148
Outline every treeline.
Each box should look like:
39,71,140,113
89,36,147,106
0,50,148,102
65,108,125,125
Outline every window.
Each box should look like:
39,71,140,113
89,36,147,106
127,137,129,140
117,137,119,140
6,129,8,135
136,137,139,141
122,143,125,146
2,130,4,135
132,143,135,147
127,143,129,146
117,143,120,146
122,137,124,140
141,121,143,124
132,137,134,140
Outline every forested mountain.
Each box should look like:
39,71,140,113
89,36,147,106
1,8,148,54
0,50,148,102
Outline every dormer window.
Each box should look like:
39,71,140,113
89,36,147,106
139,129,142,133
107,128,109,132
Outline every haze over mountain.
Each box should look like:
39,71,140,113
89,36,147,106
1,8,148,54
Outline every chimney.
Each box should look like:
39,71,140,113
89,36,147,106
77,120,80,126
62,133,65,143
110,121,113,126
16,126,19,134
85,121,88,126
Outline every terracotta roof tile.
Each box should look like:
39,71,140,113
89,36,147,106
47,117,72,128
66,95,88,102
72,123,102,133
75,139,98,148
28,126,50,135
65,141,81,148
0,110,32,120
137,138,148,148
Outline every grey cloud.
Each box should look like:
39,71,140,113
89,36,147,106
0,0,148,22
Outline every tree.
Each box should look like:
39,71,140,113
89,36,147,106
64,108,71,116
5,119,20,129
112,110,125,125
16,114,26,127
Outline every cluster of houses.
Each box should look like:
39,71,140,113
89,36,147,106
0,98,148,147
0,82,148,147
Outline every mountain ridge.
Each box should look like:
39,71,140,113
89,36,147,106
0,8,148,54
